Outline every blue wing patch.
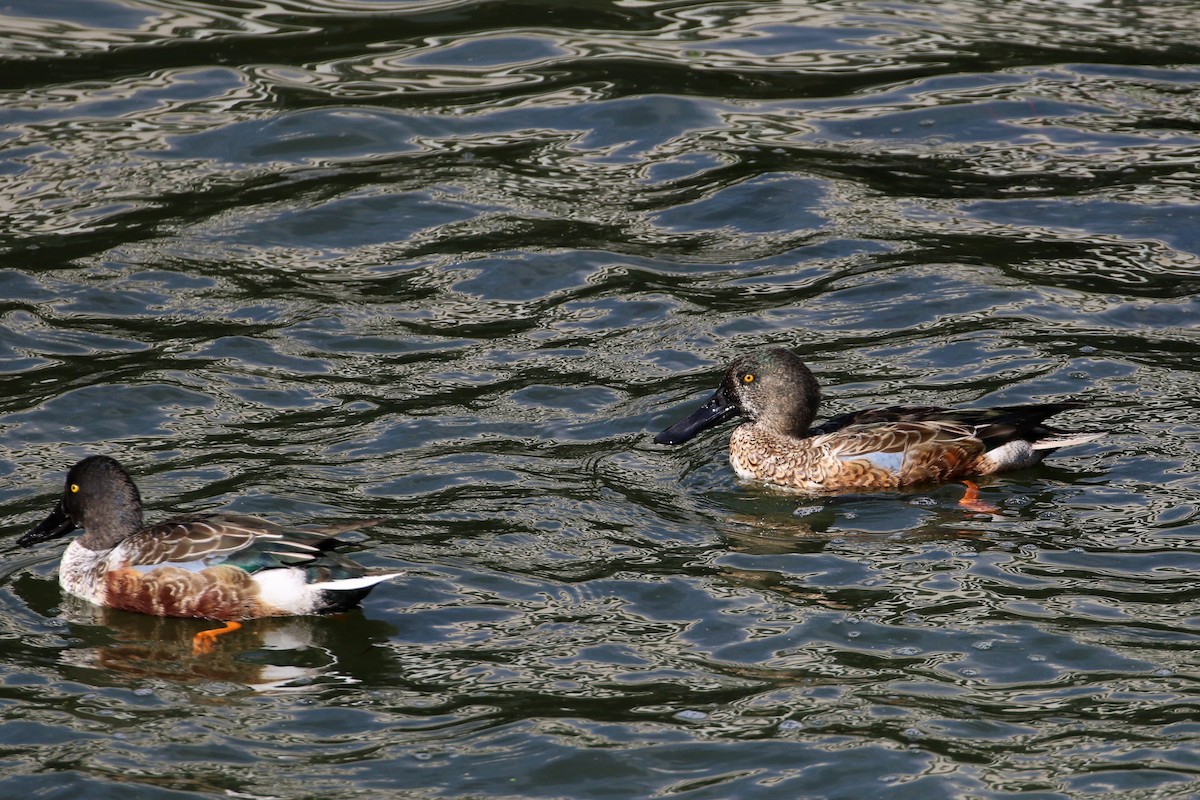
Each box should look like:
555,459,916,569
130,560,211,574
840,451,905,474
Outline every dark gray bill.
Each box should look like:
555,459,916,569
653,386,740,445
17,501,77,547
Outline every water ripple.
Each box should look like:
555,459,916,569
1,0,1199,798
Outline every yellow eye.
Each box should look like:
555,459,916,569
742,373,755,384
70,484,80,493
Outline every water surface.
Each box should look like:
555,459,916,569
1,1,1198,798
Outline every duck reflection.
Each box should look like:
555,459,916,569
54,594,398,691
716,482,1013,555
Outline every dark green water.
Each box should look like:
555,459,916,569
1,1,1198,797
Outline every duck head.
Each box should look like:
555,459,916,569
18,456,144,549
654,348,821,444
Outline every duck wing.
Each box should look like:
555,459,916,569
124,513,384,572
812,403,1097,482
943,403,1090,450
816,420,980,460
808,405,951,437
811,402,1088,449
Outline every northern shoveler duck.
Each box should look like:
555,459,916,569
18,455,401,653
654,348,1103,496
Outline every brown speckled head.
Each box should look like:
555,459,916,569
723,348,821,437
654,348,821,444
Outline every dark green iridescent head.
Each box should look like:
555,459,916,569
18,455,145,550
654,348,821,444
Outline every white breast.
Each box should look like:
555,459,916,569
57,541,110,606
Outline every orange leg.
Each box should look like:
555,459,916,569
192,620,243,655
958,480,1000,514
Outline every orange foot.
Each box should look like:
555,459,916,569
958,480,1000,514
192,620,243,655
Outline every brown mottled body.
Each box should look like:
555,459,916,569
729,421,989,491
105,565,276,620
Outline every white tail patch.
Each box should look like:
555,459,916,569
978,441,1040,473
979,432,1103,475
310,572,403,593
252,569,401,615
1030,432,1104,450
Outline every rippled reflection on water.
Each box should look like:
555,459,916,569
1,0,1199,798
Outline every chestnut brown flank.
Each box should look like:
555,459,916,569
105,565,275,620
